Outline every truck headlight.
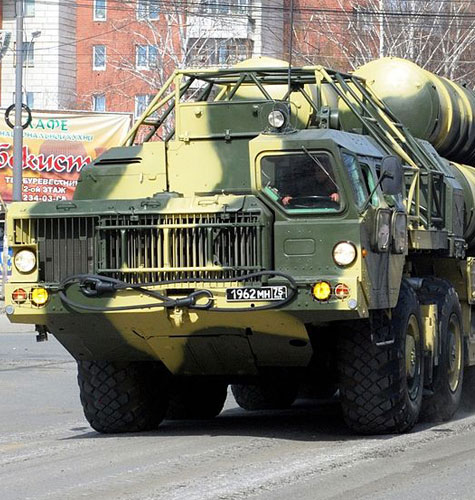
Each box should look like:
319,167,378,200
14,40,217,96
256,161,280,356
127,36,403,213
268,110,285,129
14,249,36,273
333,241,357,266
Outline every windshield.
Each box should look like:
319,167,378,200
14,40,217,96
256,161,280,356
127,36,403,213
261,152,341,211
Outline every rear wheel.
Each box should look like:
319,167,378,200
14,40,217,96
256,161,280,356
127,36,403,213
77,360,170,434
166,379,228,420
418,279,464,422
231,371,298,411
338,280,424,434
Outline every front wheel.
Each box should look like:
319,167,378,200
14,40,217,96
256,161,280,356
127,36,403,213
77,360,170,433
338,280,424,434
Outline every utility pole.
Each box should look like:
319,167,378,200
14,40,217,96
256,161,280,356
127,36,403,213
13,0,24,201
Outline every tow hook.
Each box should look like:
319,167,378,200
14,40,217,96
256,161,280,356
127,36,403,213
171,289,214,310
79,277,116,297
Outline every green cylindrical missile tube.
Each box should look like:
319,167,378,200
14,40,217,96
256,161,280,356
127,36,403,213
451,163,475,248
351,58,475,165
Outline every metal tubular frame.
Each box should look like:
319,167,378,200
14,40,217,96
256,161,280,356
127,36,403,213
122,64,453,237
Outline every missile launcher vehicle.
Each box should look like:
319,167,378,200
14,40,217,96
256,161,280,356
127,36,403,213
6,56,475,434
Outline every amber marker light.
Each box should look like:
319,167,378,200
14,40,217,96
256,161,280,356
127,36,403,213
312,281,332,301
31,288,49,307
12,288,28,304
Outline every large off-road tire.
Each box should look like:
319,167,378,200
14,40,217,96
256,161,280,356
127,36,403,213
166,379,228,420
231,371,298,411
77,360,170,434
338,280,424,434
418,278,464,422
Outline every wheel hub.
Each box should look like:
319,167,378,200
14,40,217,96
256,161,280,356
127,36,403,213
406,335,417,379
448,315,462,393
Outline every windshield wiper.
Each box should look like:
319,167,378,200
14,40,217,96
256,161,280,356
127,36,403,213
301,146,339,190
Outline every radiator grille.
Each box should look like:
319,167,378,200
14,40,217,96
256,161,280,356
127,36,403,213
97,213,264,283
13,211,266,283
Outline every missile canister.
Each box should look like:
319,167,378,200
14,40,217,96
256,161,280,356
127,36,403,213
451,162,475,248
342,58,475,165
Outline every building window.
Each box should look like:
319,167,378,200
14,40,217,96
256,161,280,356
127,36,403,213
136,45,158,69
25,92,34,109
94,0,107,21
93,45,106,70
24,0,35,17
93,94,106,112
353,6,372,31
137,0,160,20
13,91,34,109
23,41,35,66
14,41,35,67
203,0,250,15
135,94,155,118
187,38,253,66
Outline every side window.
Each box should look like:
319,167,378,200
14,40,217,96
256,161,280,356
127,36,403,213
342,153,367,208
360,162,378,207
342,153,379,209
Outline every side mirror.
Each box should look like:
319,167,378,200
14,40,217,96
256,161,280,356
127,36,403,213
380,155,403,196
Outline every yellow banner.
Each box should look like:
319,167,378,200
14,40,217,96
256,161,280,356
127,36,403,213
0,110,131,202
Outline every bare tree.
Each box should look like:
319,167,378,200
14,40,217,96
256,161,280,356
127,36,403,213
291,0,475,84
105,1,254,94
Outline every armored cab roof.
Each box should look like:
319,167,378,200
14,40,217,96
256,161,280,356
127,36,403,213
254,129,385,158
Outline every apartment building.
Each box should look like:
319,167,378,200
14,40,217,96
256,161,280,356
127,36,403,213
186,1,284,67
1,0,76,110
76,0,286,117
0,0,381,115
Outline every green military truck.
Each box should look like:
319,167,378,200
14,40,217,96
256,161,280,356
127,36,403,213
5,56,475,434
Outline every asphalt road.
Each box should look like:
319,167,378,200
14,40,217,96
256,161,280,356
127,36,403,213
2,315,475,500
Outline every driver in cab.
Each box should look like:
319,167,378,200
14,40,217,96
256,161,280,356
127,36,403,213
280,158,340,208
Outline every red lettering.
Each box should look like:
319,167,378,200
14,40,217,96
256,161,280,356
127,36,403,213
36,154,54,172
53,155,67,173
0,144,92,174
0,144,10,169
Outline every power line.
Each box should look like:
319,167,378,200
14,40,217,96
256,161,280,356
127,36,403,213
8,0,475,18
2,0,474,56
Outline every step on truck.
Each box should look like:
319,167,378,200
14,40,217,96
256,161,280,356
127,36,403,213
6,56,475,434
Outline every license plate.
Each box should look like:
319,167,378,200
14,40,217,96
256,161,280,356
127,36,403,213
226,286,288,302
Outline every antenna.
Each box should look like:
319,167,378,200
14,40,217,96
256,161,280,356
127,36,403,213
287,0,294,99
